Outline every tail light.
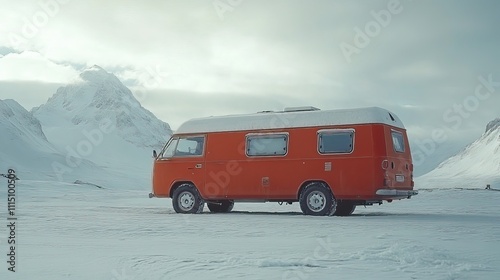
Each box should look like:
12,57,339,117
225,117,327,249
382,160,389,170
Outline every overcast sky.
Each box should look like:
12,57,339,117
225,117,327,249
0,0,499,174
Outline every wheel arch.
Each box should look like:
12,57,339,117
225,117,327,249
297,180,333,199
169,181,196,198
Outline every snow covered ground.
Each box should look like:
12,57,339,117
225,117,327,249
1,180,499,280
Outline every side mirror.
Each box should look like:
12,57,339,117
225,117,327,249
153,150,158,158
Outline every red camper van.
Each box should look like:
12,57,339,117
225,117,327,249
150,107,417,216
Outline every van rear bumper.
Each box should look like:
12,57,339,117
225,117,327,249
376,189,418,198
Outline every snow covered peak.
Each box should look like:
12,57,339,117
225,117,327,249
32,66,172,149
79,65,120,85
32,65,139,118
486,118,500,133
85,64,106,72
0,99,51,150
0,99,47,140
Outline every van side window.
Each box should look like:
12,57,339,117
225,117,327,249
246,133,288,156
175,136,205,156
391,131,405,153
318,129,354,154
160,136,205,158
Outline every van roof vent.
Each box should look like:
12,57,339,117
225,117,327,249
284,106,321,112
388,113,395,121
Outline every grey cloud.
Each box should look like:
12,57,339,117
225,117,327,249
0,81,62,110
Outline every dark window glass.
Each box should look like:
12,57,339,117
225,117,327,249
318,130,354,154
246,134,288,156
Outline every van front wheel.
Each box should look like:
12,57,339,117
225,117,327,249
299,182,336,216
172,183,205,214
207,200,234,213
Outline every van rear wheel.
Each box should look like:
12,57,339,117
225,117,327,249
172,183,205,214
334,201,356,216
207,200,234,213
299,182,336,216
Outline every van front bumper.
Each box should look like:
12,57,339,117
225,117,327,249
376,189,418,198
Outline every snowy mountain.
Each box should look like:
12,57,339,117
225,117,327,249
0,98,51,151
0,99,109,182
28,65,172,189
417,118,500,189
32,65,172,149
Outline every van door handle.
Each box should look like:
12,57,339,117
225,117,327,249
189,164,203,170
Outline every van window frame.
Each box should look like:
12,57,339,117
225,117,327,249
159,136,179,158
159,135,206,158
317,128,355,155
157,136,173,158
245,132,289,157
391,130,405,153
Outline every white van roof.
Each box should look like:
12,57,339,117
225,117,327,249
175,107,405,134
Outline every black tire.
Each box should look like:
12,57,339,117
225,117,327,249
334,201,356,216
172,183,205,214
299,182,336,216
207,200,234,213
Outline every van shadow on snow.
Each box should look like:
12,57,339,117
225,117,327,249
148,211,500,224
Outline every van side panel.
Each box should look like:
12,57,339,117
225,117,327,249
202,125,380,201
153,124,414,202
204,132,269,200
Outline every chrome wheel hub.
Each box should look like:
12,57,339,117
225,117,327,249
307,191,326,212
178,191,195,211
